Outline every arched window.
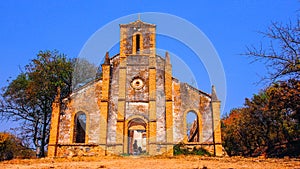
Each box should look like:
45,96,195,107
73,112,86,143
186,111,198,142
136,34,140,53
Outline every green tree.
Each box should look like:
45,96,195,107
0,50,73,157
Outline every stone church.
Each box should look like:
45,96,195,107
48,19,222,157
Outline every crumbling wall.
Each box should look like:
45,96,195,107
126,56,149,102
58,80,102,144
58,99,72,143
56,145,105,157
107,56,120,144
156,56,166,143
125,55,149,119
173,78,182,142
172,81,213,143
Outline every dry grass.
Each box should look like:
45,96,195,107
1,156,299,169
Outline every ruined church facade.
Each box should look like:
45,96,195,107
48,19,222,157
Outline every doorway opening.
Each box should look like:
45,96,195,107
128,118,147,155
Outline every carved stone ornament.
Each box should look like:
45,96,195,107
130,78,144,90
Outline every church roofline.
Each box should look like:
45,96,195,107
182,82,211,98
119,19,156,27
110,53,120,60
68,78,102,99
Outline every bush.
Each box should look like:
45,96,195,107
173,142,211,156
0,132,35,161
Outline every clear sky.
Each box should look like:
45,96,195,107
0,1,298,131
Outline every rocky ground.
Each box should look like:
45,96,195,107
1,156,299,169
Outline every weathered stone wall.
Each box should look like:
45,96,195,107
120,21,155,56
126,56,149,103
201,97,213,143
173,81,213,143
156,56,166,143
58,98,72,143
173,78,182,143
58,81,102,144
125,55,150,120
56,145,105,157
125,102,148,119
107,56,120,144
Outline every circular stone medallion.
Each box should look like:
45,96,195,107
131,78,144,90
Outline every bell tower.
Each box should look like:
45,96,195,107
116,19,157,155
119,19,156,57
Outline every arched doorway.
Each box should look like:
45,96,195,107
127,118,147,155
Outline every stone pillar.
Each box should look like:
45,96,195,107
149,27,156,56
98,52,111,155
211,85,222,156
117,52,127,155
48,87,61,157
164,52,173,155
148,56,157,155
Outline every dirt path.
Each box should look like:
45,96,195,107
1,156,299,169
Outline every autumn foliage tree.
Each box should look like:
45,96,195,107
0,50,99,158
222,79,300,157
0,132,35,161
0,50,73,157
223,13,300,157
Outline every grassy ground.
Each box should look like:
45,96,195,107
1,156,299,169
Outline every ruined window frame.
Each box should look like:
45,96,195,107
73,111,87,143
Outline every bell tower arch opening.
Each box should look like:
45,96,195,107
132,33,142,54
135,34,140,53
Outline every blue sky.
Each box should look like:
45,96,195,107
0,1,298,131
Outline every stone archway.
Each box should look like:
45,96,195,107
127,118,147,155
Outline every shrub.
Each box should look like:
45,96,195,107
0,132,35,161
173,142,211,156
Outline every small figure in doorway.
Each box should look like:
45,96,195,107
133,140,138,154
138,146,142,154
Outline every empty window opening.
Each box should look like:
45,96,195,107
186,111,199,142
74,112,86,143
